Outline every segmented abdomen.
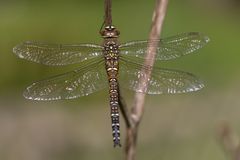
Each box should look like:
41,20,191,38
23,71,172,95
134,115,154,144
103,40,121,147
109,78,121,147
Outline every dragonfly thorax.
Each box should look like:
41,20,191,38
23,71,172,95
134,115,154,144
100,25,120,38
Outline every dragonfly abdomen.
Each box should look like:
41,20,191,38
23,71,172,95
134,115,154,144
109,78,121,147
103,37,121,147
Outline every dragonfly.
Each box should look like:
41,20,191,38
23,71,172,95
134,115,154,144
13,25,209,147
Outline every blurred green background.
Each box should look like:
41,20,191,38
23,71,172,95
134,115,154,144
1,0,240,160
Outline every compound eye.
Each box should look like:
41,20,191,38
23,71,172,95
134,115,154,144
105,25,116,30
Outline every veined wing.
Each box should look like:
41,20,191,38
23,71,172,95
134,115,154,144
119,58,204,94
120,32,209,60
13,41,103,66
24,58,108,101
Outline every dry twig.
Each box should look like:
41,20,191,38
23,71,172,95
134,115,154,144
218,123,240,160
104,0,112,26
125,0,169,160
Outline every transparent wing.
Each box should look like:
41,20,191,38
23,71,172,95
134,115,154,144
119,58,204,94
120,32,209,60
13,41,103,66
23,58,108,101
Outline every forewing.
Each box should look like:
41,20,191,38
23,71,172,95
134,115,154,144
120,32,209,60
13,41,103,66
23,59,108,100
119,59,204,94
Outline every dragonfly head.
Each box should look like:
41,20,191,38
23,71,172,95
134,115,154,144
100,25,120,38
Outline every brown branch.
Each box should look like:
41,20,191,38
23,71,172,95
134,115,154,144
119,89,132,128
218,122,240,160
125,0,169,160
104,0,112,26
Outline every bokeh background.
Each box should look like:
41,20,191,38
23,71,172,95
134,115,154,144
1,0,240,160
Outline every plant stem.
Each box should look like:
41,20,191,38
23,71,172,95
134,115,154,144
125,0,169,160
